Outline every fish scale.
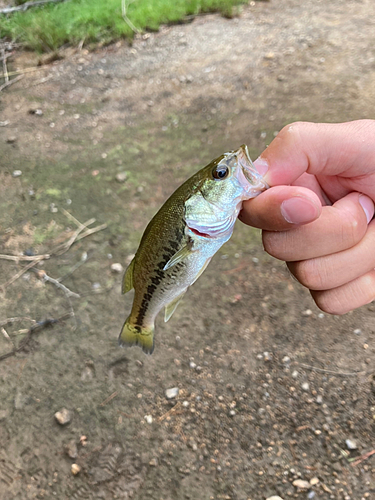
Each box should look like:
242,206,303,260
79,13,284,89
119,145,268,354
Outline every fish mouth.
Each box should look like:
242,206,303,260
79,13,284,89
236,145,269,197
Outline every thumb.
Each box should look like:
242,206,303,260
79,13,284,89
254,120,375,187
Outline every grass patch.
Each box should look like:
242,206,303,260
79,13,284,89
0,0,250,52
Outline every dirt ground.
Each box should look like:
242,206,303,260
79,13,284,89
0,1,375,499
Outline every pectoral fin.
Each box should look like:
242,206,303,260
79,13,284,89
122,258,135,294
163,244,192,271
164,290,186,322
191,257,211,285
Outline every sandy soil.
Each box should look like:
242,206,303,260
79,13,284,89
0,1,374,499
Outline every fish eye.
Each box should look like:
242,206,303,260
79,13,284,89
212,165,229,180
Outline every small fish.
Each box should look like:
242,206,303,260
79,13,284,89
119,145,268,354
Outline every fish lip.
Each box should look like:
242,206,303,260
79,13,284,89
236,145,269,197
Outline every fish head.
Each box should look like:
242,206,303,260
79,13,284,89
199,144,268,204
185,145,268,239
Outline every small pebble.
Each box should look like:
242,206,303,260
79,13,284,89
71,463,81,475
310,477,319,486
165,387,179,399
316,395,323,404
116,171,128,183
345,439,358,450
266,497,284,500
92,282,101,290
29,108,43,116
111,263,124,273
65,440,78,459
353,328,362,335
144,414,153,424
149,458,158,466
282,356,291,364
302,309,313,316
263,351,272,361
54,408,72,425
292,479,310,489
302,382,310,392
189,361,197,369
307,492,316,499
12,170,22,177
6,136,17,144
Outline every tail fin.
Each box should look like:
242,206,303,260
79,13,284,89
119,317,155,355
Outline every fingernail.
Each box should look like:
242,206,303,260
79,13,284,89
281,197,320,224
253,157,268,176
359,194,374,224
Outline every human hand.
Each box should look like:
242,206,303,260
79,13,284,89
240,120,375,314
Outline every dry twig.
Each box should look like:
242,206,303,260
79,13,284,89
36,269,80,298
0,257,45,290
350,449,375,466
0,312,73,362
0,0,68,15
0,74,23,92
296,363,360,377
121,0,140,34
1,48,9,84
99,391,118,407
159,402,182,421
0,253,50,263
0,317,36,328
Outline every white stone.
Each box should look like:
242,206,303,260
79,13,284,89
293,479,310,489
144,414,153,424
111,263,124,273
165,387,179,399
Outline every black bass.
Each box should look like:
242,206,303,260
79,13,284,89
120,145,268,354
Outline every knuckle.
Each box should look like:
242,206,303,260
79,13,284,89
290,260,326,290
340,207,366,247
311,290,347,315
277,121,306,144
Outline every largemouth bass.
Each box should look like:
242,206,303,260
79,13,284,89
120,145,268,354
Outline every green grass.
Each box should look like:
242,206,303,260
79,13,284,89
0,0,250,53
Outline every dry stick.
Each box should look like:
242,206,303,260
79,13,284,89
53,213,97,256
40,270,80,298
0,0,68,15
0,74,23,92
0,253,50,263
1,48,9,84
350,449,375,467
121,0,140,34
60,208,94,229
0,312,73,362
99,391,118,407
159,402,182,421
75,223,107,242
0,317,36,328
0,257,44,290
1,327,13,346
0,67,43,79
296,362,360,377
